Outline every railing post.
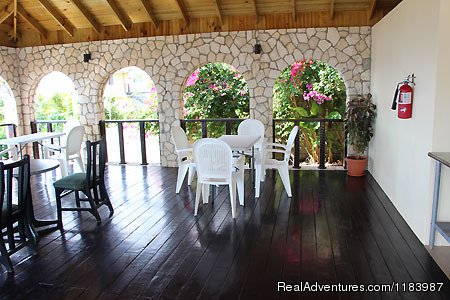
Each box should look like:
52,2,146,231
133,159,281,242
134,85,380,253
294,120,300,169
118,121,126,164
99,120,106,137
7,124,16,138
139,121,148,165
99,121,108,163
225,120,231,135
318,120,326,169
30,121,39,159
201,120,207,138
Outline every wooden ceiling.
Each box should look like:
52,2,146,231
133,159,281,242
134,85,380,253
0,0,402,47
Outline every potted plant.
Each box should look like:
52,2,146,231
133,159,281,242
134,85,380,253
345,93,377,176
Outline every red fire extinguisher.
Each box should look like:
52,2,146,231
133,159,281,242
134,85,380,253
391,74,415,119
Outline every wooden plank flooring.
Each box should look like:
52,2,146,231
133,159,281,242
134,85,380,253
1,165,449,299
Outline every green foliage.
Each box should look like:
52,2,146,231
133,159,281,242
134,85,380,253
345,93,376,156
104,94,159,133
35,92,78,121
183,63,249,140
273,59,346,164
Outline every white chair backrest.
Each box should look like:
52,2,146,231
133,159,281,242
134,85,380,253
284,126,299,162
65,126,85,156
194,138,233,182
171,126,190,151
60,120,81,146
63,120,81,134
237,119,265,149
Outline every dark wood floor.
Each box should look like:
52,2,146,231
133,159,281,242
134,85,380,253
1,165,449,299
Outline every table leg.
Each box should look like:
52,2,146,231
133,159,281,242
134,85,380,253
27,184,61,235
429,161,442,249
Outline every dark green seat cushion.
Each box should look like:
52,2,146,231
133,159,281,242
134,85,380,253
53,173,87,190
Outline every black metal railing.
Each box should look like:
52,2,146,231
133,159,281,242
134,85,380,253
180,118,245,137
30,120,66,158
99,119,159,165
273,118,346,169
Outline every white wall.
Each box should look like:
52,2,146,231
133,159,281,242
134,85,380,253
370,0,441,243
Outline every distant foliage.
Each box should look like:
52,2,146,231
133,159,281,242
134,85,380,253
273,59,346,164
104,67,159,134
183,63,249,139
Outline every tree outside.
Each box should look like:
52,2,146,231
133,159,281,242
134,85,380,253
103,66,159,164
183,63,249,140
34,71,79,132
273,59,346,165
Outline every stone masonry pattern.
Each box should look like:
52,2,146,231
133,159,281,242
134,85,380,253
0,27,371,167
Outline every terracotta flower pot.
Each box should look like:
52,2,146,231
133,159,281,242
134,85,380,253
346,156,368,177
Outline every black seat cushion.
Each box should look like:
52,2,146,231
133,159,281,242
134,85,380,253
53,173,87,190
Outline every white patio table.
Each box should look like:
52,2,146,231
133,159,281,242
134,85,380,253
0,132,65,157
219,134,261,185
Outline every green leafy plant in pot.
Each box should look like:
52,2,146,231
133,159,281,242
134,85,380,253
345,93,377,176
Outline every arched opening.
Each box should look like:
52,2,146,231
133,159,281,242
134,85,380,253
103,66,159,164
273,59,346,166
0,76,18,139
182,62,249,140
34,71,79,132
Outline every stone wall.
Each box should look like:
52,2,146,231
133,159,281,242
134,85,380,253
2,27,371,167
0,46,20,130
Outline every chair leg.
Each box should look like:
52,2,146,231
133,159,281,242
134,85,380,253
237,171,244,206
187,164,195,186
202,184,210,204
59,158,68,177
84,189,101,223
99,183,114,217
229,181,237,219
176,164,189,193
23,219,37,254
194,182,202,216
75,153,84,172
75,191,81,207
255,164,262,198
278,166,292,197
0,240,13,273
55,188,64,230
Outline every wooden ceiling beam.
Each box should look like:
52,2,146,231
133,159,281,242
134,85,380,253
70,0,101,34
368,0,377,20
139,0,159,30
17,4,48,38
330,0,335,19
0,2,13,25
13,0,17,41
291,0,296,21
174,0,189,24
250,0,258,20
37,0,74,36
105,0,132,31
211,0,223,24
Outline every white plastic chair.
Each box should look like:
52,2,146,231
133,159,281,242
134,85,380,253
193,138,244,218
171,125,196,193
237,118,265,197
260,126,299,197
44,125,85,177
42,120,81,152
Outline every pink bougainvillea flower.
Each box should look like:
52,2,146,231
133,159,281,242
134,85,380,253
306,83,313,90
186,69,200,86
